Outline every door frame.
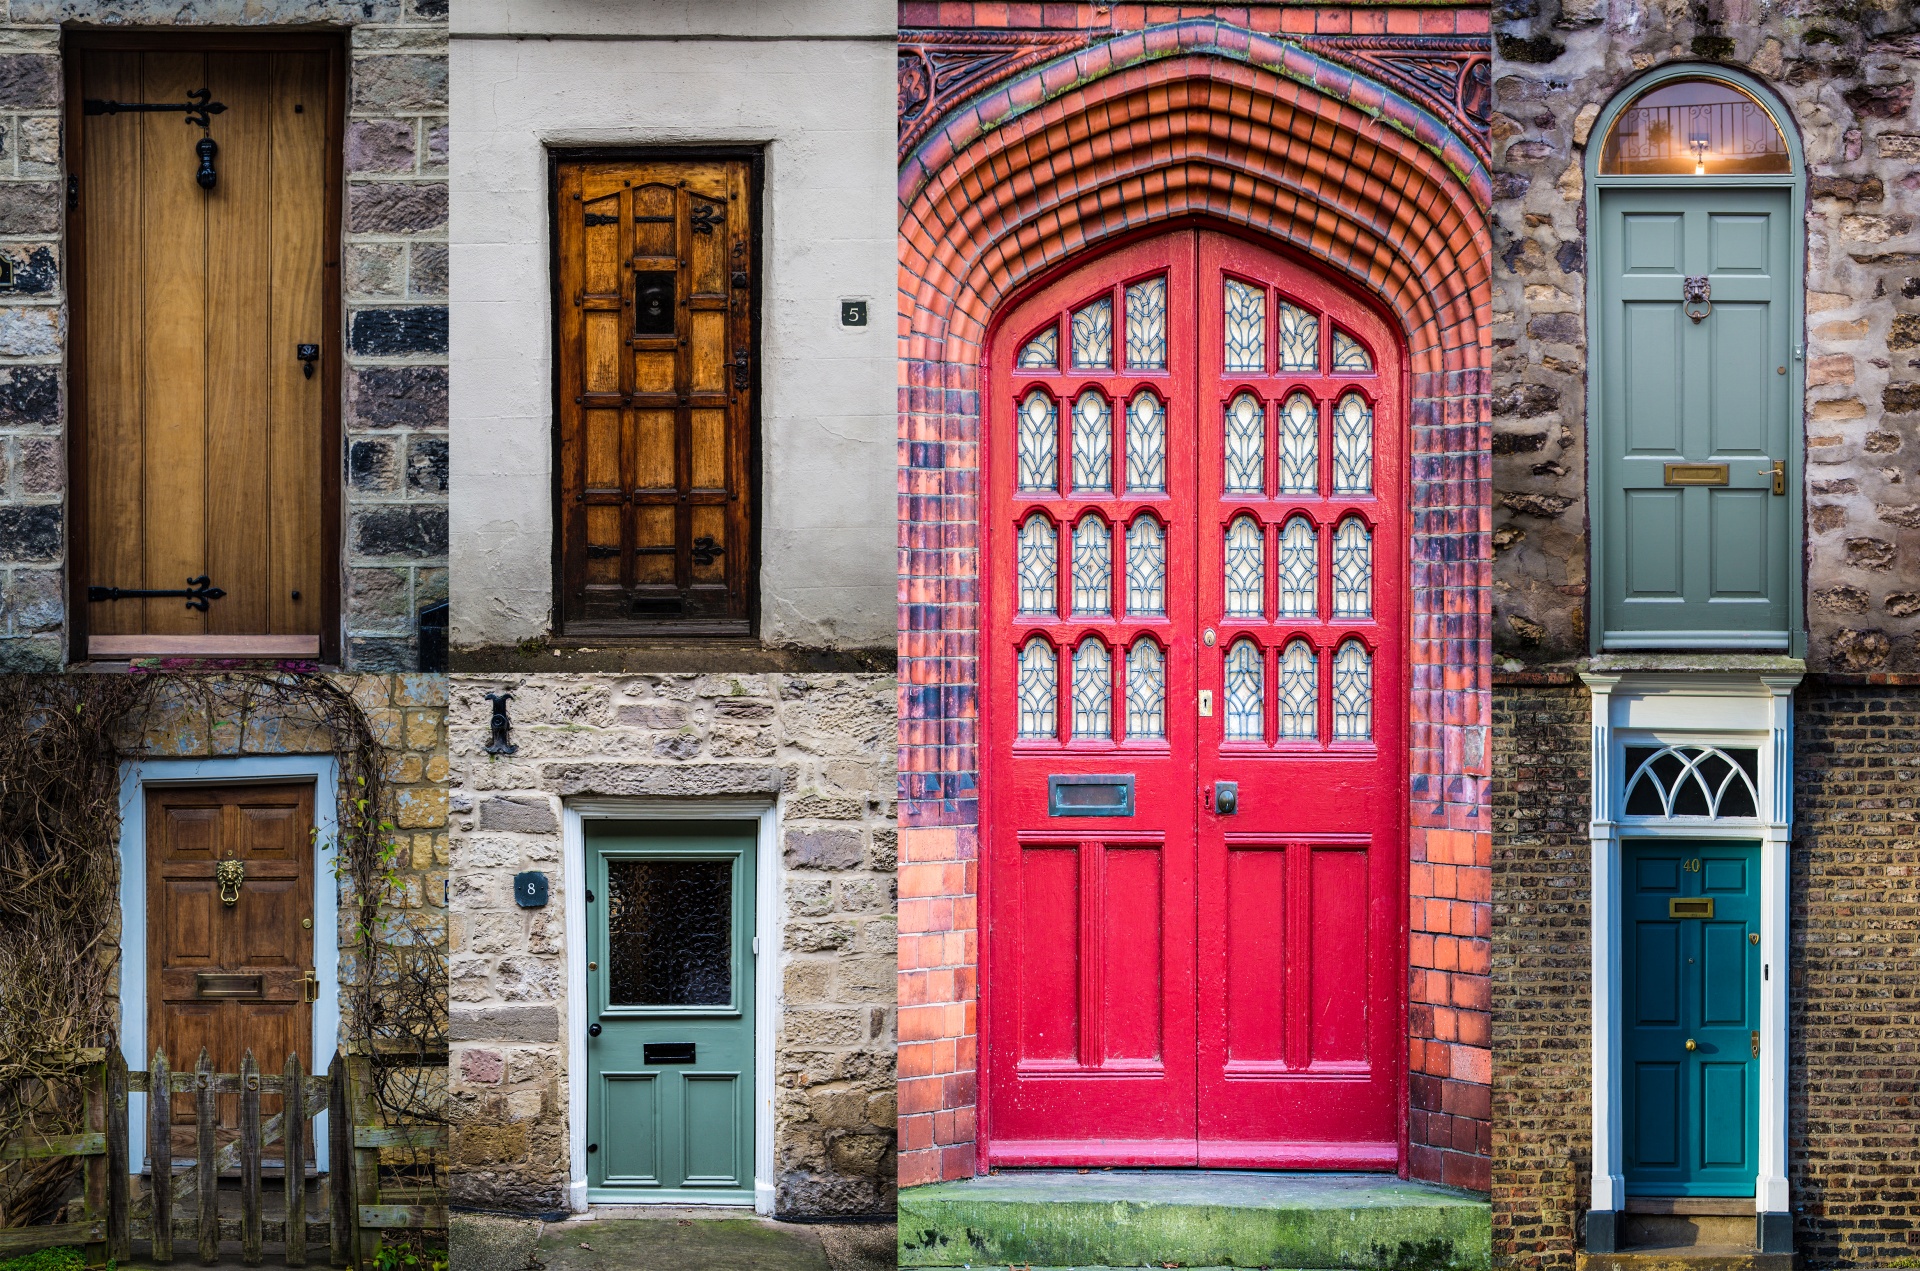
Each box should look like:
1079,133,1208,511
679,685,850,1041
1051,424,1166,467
115,755,342,1176
1581,671,1798,1244
562,798,778,1214
63,30,347,665
973,219,1413,1170
1583,62,1808,657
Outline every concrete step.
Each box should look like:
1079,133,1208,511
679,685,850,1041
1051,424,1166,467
1578,1247,1798,1271
898,1169,1490,1269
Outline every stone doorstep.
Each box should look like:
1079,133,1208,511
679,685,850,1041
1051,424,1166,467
1576,1251,1799,1271
897,1170,1492,1270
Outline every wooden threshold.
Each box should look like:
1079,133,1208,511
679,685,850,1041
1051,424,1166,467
88,635,323,659
1625,1197,1755,1215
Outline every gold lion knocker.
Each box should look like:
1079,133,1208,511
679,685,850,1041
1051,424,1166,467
215,852,245,907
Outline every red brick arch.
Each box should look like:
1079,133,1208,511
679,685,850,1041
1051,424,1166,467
897,23,1493,1190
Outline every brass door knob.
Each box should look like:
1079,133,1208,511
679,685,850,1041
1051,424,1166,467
1685,1039,1698,1051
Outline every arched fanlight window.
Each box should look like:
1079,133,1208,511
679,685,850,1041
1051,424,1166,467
1599,78,1789,177
1622,745,1760,819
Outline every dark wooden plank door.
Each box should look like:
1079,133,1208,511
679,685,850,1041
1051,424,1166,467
555,157,755,634
147,782,315,1160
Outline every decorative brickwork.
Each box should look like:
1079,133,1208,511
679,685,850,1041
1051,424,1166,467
898,9,1493,1191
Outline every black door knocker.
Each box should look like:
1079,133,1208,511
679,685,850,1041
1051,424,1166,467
1683,275,1712,324
484,691,519,756
84,88,227,191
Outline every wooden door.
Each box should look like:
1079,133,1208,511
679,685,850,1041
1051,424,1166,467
147,782,316,1162
982,229,1404,1167
73,43,339,662
555,155,757,634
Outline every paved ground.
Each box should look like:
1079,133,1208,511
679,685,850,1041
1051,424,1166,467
453,1209,896,1271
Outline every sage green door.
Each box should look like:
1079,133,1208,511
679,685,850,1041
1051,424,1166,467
1598,187,1793,647
586,821,755,1203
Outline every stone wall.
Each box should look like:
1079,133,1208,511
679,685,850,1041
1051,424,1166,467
0,2,447,671
445,673,897,1216
1490,0,1920,671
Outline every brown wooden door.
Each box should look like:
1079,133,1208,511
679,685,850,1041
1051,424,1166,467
75,44,339,661
555,155,757,633
147,782,315,1161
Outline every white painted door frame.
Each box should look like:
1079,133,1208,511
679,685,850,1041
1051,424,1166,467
562,798,780,1215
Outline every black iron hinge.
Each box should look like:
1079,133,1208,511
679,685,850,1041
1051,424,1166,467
88,576,226,612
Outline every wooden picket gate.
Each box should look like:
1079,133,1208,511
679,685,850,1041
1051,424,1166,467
0,1049,447,1269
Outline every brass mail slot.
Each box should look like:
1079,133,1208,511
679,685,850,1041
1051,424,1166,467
1668,897,1715,919
195,972,264,999
1664,463,1730,487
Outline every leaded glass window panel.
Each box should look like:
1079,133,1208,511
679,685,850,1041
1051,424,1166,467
1333,639,1371,740
1126,276,1167,370
1019,325,1059,370
1224,392,1265,494
1072,638,1112,739
1225,639,1264,741
1331,328,1372,373
1126,640,1165,739
1072,391,1112,492
1072,515,1111,615
1126,516,1166,616
1127,391,1167,493
1333,517,1371,618
1277,300,1319,372
1278,640,1317,739
1017,638,1057,739
1278,516,1318,618
607,858,732,1006
1017,390,1057,492
1225,516,1264,618
1333,392,1373,495
1017,514,1056,615
1277,392,1318,495
1224,279,1265,373
1071,297,1113,369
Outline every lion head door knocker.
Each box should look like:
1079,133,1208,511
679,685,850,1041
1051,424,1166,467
215,850,245,907
1683,275,1712,324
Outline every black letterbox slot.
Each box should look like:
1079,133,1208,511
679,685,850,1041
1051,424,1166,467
1048,774,1135,817
644,1042,697,1064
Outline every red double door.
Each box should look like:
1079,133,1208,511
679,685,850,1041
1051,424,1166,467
982,230,1405,1168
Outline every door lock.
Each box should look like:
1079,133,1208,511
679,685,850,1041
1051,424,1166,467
1213,780,1238,816
588,1023,602,1038
1758,460,1785,496
297,344,320,379
1750,1030,1760,1058
1685,1038,1697,1051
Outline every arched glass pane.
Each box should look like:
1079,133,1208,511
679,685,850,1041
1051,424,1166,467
1018,325,1058,369
1017,390,1057,492
1072,390,1112,492
1277,299,1319,372
1278,517,1317,619
1333,639,1371,740
1278,639,1317,739
1072,638,1112,739
1017,638,1057,739
1224,516,1264,618
1071,296,1113,369
1599,78,1790,176
1333,517,1372,619
1224,392,1265,494
1072,515,1111,615
1278,392,1318,495
1225,279,1265,373
1333,393,1373,495
1127,392,1167,493
1126,516,1166,616
1331,329,1373,373
1126,276,1167,370
1225,639,1264,741
1017,514,1056,615
1126,640,1165,739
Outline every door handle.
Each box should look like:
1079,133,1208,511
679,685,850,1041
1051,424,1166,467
297,343,319,379
1757,460,1785,495
302,971,319,1004
1685,1038,1697,1051
588,1023,602,1038
1213,781,1238,816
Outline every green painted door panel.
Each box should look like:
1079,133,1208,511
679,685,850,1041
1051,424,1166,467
1623,840,1760,1196
1599,188,1793,645
587,820,756,1203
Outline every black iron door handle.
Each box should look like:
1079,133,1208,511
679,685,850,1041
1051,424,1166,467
298,344,319,379
587,1023,602,1038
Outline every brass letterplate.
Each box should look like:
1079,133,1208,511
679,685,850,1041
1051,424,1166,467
1668,897,1715,919
195,972,264,999
1664,463,1730,487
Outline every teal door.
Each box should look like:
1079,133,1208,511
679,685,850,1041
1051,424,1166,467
1597,187,1793,646
1623,840,1760,1196
586,821,756,1203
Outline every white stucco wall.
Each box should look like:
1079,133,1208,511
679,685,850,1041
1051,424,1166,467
448,0,897,650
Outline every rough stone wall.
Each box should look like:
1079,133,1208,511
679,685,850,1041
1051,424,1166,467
1490,681,1592,1269
0,1,447,671
445,673,897,1216
1491,0,1919,671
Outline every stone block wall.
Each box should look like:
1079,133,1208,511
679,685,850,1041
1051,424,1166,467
445,673,897,1216
0,1,447,671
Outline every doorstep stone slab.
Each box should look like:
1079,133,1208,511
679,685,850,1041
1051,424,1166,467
898,1170,1491,1269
